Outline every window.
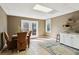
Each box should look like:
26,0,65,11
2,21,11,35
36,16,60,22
46,19,51,33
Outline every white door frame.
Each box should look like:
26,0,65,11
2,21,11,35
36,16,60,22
21,20,38,38
31,21,38,38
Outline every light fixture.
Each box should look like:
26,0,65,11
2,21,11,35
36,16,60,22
33,4,52,13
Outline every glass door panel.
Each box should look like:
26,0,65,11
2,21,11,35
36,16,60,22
32,23,36,35
31,21,38,37
21,20,29,32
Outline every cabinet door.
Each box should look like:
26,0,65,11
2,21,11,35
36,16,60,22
60,34,65,43
60,34,72,46
64,35,72,46
72,35,79,49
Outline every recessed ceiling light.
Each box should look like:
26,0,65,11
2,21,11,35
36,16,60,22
33,4,52,13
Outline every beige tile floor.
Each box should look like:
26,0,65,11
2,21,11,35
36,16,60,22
0,38,53,55
0,37,78,55
20,38,51,55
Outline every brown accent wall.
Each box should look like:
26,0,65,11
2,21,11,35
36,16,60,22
7,15,45,36
51,11,79,38
0,6,7,49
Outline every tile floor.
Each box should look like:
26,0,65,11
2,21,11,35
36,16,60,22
0,37,79,55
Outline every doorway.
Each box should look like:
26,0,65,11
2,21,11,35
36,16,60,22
21,20,38,38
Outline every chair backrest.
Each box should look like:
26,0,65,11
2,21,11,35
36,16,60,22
1,32,9,50
17,32,27,40
4,32,10,41
27,31,32,40
28,31,32,36
26,31,32,48
17,32,27,50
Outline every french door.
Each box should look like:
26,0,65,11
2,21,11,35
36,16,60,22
21,20,38,38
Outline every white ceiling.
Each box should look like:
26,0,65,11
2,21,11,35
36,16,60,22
0,3,79,19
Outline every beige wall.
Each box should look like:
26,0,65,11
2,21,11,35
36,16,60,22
0,6,7,49
7,9,79,39
7,15,45,36
0,7,7,33
38,20,45,36
50,11,79,38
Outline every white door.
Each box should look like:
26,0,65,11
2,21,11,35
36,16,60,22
31,21,38,37
21,20,38,38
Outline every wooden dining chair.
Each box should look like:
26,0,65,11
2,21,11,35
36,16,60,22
27,31,32,48
3,32,17,50
17,32,28,51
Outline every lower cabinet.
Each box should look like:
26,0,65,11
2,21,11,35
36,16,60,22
60,33,79,49
72,36,79,49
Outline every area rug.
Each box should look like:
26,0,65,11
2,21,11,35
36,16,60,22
39,40,79,55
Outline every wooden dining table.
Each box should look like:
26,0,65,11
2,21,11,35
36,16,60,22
12,34,17,39
12,34,29,40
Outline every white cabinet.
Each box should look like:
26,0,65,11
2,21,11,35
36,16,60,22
60,33,79,49
60,34,65,43
64,37,72,46
72,35,79,49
